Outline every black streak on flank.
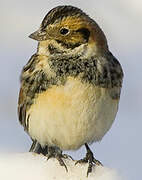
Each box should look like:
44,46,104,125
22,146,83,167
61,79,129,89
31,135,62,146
77,28,90,42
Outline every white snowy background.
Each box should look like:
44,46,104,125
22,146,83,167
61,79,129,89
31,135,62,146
0,0,141,179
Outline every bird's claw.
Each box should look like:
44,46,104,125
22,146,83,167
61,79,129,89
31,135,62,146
62,154,74,160
46,147,74,172
75,144,103,177
55,154,68,172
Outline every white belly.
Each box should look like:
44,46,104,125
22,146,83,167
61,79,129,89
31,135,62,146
27,77,119,150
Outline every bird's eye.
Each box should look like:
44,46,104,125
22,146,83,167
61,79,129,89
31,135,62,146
60,28,69,35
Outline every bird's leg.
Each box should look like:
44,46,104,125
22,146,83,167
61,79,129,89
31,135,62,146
46,146,69,172
29,140,37,152
29,140,48,155
75,143,103,176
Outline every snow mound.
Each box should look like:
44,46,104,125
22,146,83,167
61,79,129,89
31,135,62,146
0,152,123,180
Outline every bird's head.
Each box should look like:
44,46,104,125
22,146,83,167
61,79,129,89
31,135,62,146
29,6,108,56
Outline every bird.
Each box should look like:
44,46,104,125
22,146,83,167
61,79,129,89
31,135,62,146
18,5,123,176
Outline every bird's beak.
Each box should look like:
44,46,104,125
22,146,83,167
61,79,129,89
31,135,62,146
29,29,47,41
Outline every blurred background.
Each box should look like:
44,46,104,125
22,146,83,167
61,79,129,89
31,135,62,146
0,0,141,179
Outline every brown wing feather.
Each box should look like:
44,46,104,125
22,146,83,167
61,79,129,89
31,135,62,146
18,87,28,131
18,87,42,153
18,54,38,132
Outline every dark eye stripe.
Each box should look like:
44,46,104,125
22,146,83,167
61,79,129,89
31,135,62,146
76,28,90,42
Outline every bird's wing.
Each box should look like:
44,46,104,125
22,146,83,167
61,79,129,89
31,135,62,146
18,87,29,131
18,54,37,131
18,87,49,154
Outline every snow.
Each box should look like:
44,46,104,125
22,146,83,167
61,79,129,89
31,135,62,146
0,152,123,180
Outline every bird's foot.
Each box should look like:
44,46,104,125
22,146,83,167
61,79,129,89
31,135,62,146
75,144,103,176
46,146,73,172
